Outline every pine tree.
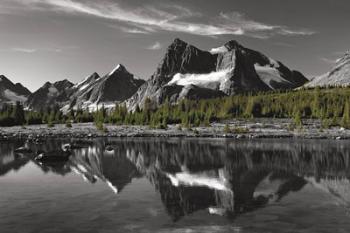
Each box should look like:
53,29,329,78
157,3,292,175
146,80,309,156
341,101,350,128
11,101,25,125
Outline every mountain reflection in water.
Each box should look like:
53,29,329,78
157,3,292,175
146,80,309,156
1,138,350,228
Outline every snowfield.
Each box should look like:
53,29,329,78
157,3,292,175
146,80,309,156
76,101,116,112
168,69,232,89
254,64,291,89
209,46,228,54
48,86,59,97
109,64,121,76
78,83,90,91
3,89,27,102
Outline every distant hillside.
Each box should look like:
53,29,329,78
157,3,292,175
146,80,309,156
0,75,31,104
305,52,350,87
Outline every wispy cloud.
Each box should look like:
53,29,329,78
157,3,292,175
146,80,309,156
118,26,151,34
320,57,338,64
218,12,315,38
12,48,37,53
147,41,162,50
1,45,77,53
8,0,316,38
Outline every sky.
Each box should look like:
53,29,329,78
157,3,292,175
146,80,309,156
0,0,349,92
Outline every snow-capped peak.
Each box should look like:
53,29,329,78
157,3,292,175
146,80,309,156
269,58,280,68
109,64,122,76
209,46,228,54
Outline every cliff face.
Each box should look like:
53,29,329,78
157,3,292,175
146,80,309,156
126,38,308,111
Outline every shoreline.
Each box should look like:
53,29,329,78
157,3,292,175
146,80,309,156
1,119,350,141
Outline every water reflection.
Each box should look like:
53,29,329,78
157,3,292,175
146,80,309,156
1,138,350,222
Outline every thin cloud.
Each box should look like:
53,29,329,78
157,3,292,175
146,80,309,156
10,0,316,38
219,12,315,37
147,41,162,50
12,48,37,53
113,24,156,34
119,26,151,34
320,57,338,64
7,45,76,53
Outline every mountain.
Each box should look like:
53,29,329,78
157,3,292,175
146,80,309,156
62,64,145,111
305,52,350,87
27,64,144,111
126,38,308,111
26,79,74,111
0,75,31,104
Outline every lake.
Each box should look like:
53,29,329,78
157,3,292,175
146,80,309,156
1,138,350,233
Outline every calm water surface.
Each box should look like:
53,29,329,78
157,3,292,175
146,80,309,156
1,138,350,233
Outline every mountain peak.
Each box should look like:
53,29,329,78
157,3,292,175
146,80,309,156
172,38,187,46
108,64,127,76
336,51,350,65
91,72,100,77
209,40,244,54
43,81,53,88
167,38,189,52
0,75,11,83
224,40,243,50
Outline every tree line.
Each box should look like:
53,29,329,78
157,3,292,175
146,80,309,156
1,86,350,129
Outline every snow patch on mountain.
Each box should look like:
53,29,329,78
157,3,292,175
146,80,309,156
268,58,280,68
73,75,91,89
75,101,116,112
48,86,59,96
209,46,228,54
254,64,292,89
109,64,121,75
79,83,90,91
168,69,232,88
3,89,27,102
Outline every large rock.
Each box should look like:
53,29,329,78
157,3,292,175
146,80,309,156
126,38,308,111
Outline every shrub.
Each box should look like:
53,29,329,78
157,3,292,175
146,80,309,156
224,124,231,133
47,122,55,128
65,121,72,128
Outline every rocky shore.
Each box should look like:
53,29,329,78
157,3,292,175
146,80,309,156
0,119,350,141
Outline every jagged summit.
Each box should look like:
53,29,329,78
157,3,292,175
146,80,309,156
108,64,128,76
224,40,243,50
126,38,308,111
25,64,144,111
172,38,188,46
